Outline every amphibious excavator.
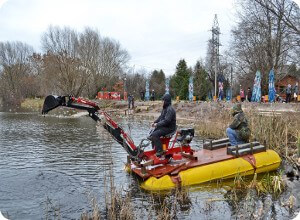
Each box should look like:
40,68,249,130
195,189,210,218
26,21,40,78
42,95,281,191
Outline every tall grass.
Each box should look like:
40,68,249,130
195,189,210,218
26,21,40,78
227,171,286,210
194,107,230,139
147,187,191,220
80,174,193,219
248,111,299,158
81,197,100,220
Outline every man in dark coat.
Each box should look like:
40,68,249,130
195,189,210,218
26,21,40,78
226,103,250,146
140,90,145,101
286,84,292,103
151,90,155,101
149,93,176,156
128,95,133,109
247,87,252,102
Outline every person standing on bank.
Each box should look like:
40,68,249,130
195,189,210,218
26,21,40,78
140,90,145,101
286,84,292,103
226,103,251,146
247,87,252,102
293,82,298,102
128,94,133,109
149,94,176,157
240,87,245,102
151,90,155,101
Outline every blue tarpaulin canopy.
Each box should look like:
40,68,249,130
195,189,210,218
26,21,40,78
226,89,231,101
251,71,262,102
268,69,276,103
189,76,193,101
145,80,150,101
165,78,170,95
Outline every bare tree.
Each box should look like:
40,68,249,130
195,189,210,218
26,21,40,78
229,0,298,93
41,26,130,97
126,68,147,98
91,36,130,96
41,26,87,96
205,40,215,85
254,0,300,34
0,41,35,106
253,0,300,64
77,28,102,97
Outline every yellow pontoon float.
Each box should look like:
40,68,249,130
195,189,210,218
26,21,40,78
128,139,281,191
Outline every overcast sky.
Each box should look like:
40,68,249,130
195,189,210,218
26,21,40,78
0,0,299,75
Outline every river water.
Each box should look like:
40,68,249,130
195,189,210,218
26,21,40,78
0,111,298,219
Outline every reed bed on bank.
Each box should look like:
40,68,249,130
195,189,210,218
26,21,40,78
193,107,230,139
226,171,287,217
80,172,193,220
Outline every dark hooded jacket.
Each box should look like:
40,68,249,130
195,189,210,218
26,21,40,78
154,94,176,131
229,103,250,142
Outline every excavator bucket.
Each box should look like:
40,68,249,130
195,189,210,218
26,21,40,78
42,95,65,114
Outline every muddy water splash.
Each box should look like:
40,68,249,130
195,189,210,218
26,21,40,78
0,112,299,219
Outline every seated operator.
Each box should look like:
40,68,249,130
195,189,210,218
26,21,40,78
149,93,176,157
226,103,251,146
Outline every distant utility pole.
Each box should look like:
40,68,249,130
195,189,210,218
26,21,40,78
230,64,233,100
210,14,221,97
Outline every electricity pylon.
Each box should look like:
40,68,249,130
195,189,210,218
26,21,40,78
211,14,221,97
